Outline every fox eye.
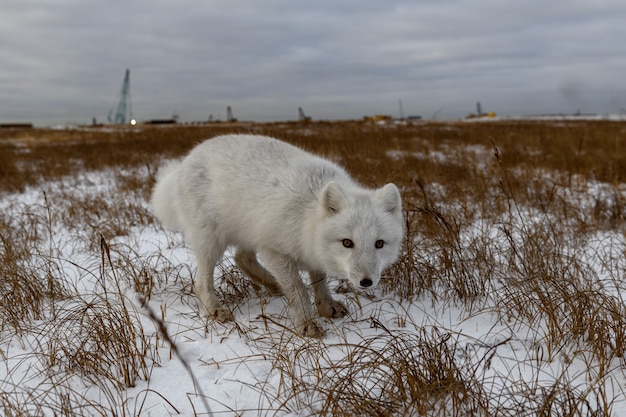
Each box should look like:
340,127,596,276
375,240,384,249
342,239,354,248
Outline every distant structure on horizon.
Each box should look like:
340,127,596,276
108,69,134,125
466,101,496,119
298,107,311,122
226,106,237,122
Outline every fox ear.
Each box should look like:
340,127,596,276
376,183,402,214
320,181,347,215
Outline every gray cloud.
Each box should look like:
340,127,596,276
1,0,625,125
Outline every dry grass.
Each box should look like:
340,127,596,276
263,324,490,416
1,119,626,415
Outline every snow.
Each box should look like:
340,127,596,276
1,166,626,416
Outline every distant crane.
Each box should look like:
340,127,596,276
226,105,237,122
298,107,311,122
108,69,134,125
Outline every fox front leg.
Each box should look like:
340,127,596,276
310,271,349,319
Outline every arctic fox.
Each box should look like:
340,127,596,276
151,134,403,337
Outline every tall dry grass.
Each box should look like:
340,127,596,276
1,119,626,415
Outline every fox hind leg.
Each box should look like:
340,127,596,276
259,249,324,337
188,227,233,322
234,249,283,296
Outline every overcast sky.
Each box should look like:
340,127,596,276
2,0,626,126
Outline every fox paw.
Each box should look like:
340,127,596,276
300,320,325,338
317,299,349,319
208,307,234,323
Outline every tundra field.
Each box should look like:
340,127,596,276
1,119,626,416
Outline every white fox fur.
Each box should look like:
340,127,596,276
151,134,403,337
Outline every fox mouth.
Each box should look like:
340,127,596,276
331,279,378,296
327,272,379,291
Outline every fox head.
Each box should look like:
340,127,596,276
315,181,404,289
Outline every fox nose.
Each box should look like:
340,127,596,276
360,278,373,288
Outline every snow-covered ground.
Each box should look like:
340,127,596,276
1,161,626,416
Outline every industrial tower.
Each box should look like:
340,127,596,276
226,106,237,122
108,69,133,124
